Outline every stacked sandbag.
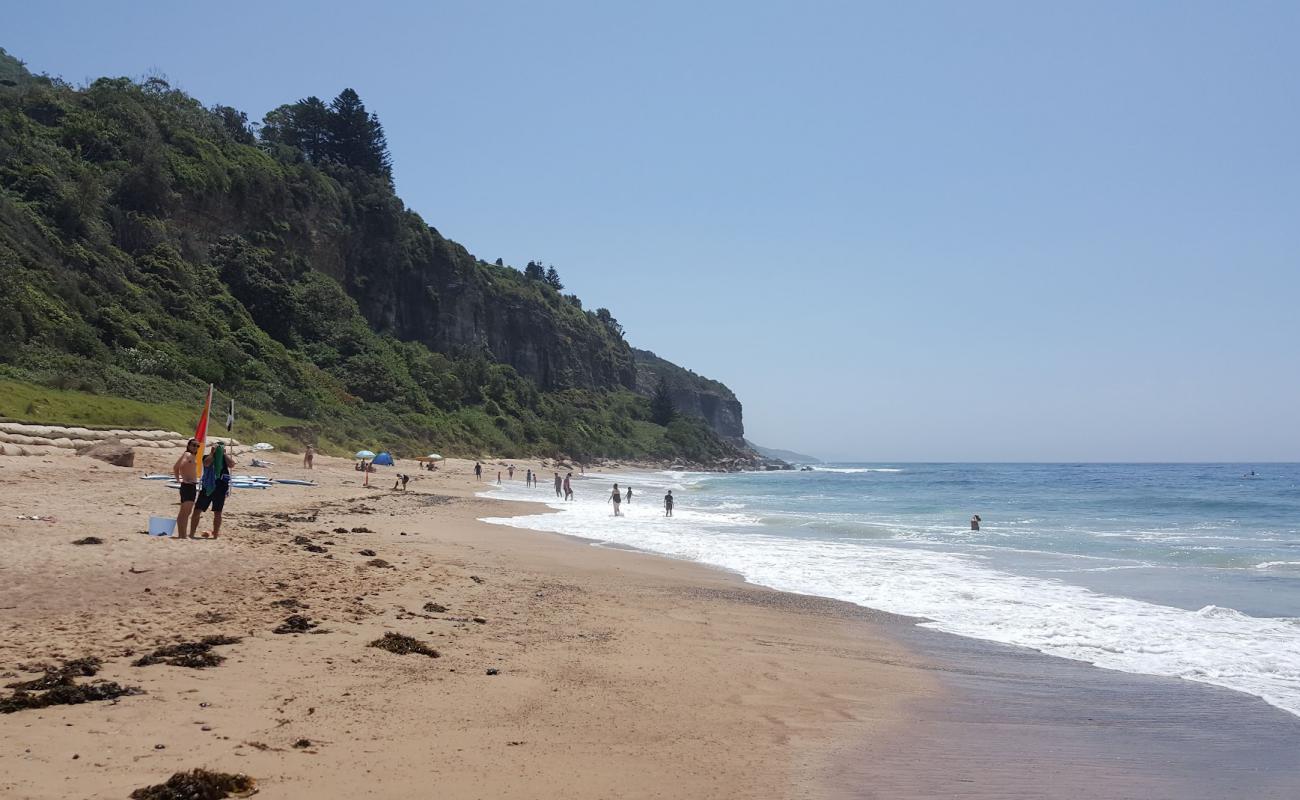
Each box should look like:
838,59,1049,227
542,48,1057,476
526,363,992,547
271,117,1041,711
0,422,190,451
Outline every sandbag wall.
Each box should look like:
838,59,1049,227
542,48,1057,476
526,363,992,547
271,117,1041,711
0,422,246,457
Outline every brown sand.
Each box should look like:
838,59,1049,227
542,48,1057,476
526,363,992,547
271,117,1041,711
0,451,930,799
6,450,1300,799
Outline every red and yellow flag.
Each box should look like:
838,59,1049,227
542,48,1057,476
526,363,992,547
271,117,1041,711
192,384,213,482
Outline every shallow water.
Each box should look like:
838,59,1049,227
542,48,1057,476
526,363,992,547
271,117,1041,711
483,463,1300,716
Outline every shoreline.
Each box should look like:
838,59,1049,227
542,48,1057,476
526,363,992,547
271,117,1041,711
2,453,1299,798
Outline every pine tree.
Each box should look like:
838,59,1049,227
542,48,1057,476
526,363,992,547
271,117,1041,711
544,266,563,291
524,261,545,281
651,377,675,425
326,89,391,179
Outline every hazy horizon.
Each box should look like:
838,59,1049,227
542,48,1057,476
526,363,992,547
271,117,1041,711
10,1,1298,462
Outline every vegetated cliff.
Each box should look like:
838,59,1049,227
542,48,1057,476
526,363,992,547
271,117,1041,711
632,349,745,442
0,49,742,464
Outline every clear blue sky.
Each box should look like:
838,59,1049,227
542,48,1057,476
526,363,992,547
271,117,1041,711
10,1,1299,461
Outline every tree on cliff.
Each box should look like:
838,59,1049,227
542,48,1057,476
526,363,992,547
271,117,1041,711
524,261,545,281
545,266,564,291
261,96,331,162
328,88,392,178
260,89,391,179
651,377,676,425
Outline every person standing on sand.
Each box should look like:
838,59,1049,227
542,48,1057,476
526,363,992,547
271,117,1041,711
508,464,515,480
474,462,482,481
554,472,563,497
190,442,235,539
171,438,200,539
303,445,314,470
609,483,623,516
664,490,674,517
563,472,573,501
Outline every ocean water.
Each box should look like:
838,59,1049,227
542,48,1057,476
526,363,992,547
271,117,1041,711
482,463,1300,717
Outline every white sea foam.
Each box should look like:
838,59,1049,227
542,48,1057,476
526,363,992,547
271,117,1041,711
811,467,905,474
481,478,1300,718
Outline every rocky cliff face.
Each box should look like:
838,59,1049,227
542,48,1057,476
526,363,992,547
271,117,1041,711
175,173,635,393
632,349,745,442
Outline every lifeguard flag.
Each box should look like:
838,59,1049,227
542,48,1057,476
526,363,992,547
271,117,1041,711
192,384,213,482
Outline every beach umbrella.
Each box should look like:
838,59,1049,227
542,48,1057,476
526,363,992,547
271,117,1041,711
355,450,376,459
427,453,443,460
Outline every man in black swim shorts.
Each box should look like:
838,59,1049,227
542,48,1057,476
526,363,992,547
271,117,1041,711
190,443,236,539
171,439,200,538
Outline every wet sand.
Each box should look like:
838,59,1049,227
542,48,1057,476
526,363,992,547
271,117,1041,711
2,449,1298,798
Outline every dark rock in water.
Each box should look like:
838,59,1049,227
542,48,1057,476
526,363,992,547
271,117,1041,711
71,536,103,545
1,680,143,714
485,668,500,676
292,535,312,545
303,544,327,553
129,768,256,800
358,549,376,557
351,526,372,533
273,615,317,634
422,603,447,614
366,558,393,569
77,439,134,467
368,632,439,658
133,636,241,669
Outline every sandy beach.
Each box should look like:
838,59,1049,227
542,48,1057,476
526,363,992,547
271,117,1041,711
3,450,1300,799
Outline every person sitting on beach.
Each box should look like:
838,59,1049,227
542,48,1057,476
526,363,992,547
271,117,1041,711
190,442,235,539
609,483,623,517
171,438,200,539
563,472,573,501
664,490,674,517
303,445,314,470
970,514,981,531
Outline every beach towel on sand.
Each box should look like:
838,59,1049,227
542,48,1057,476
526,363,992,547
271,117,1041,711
201,443,226,495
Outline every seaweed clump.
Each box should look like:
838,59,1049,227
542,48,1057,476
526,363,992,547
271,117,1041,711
272,615,317,634
72,536,104,545
5,657,101,690
1,657,141,714
130,768,257,799
366,559,393,569
422,602,447,614
133,636,242,669
368,632,440,658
